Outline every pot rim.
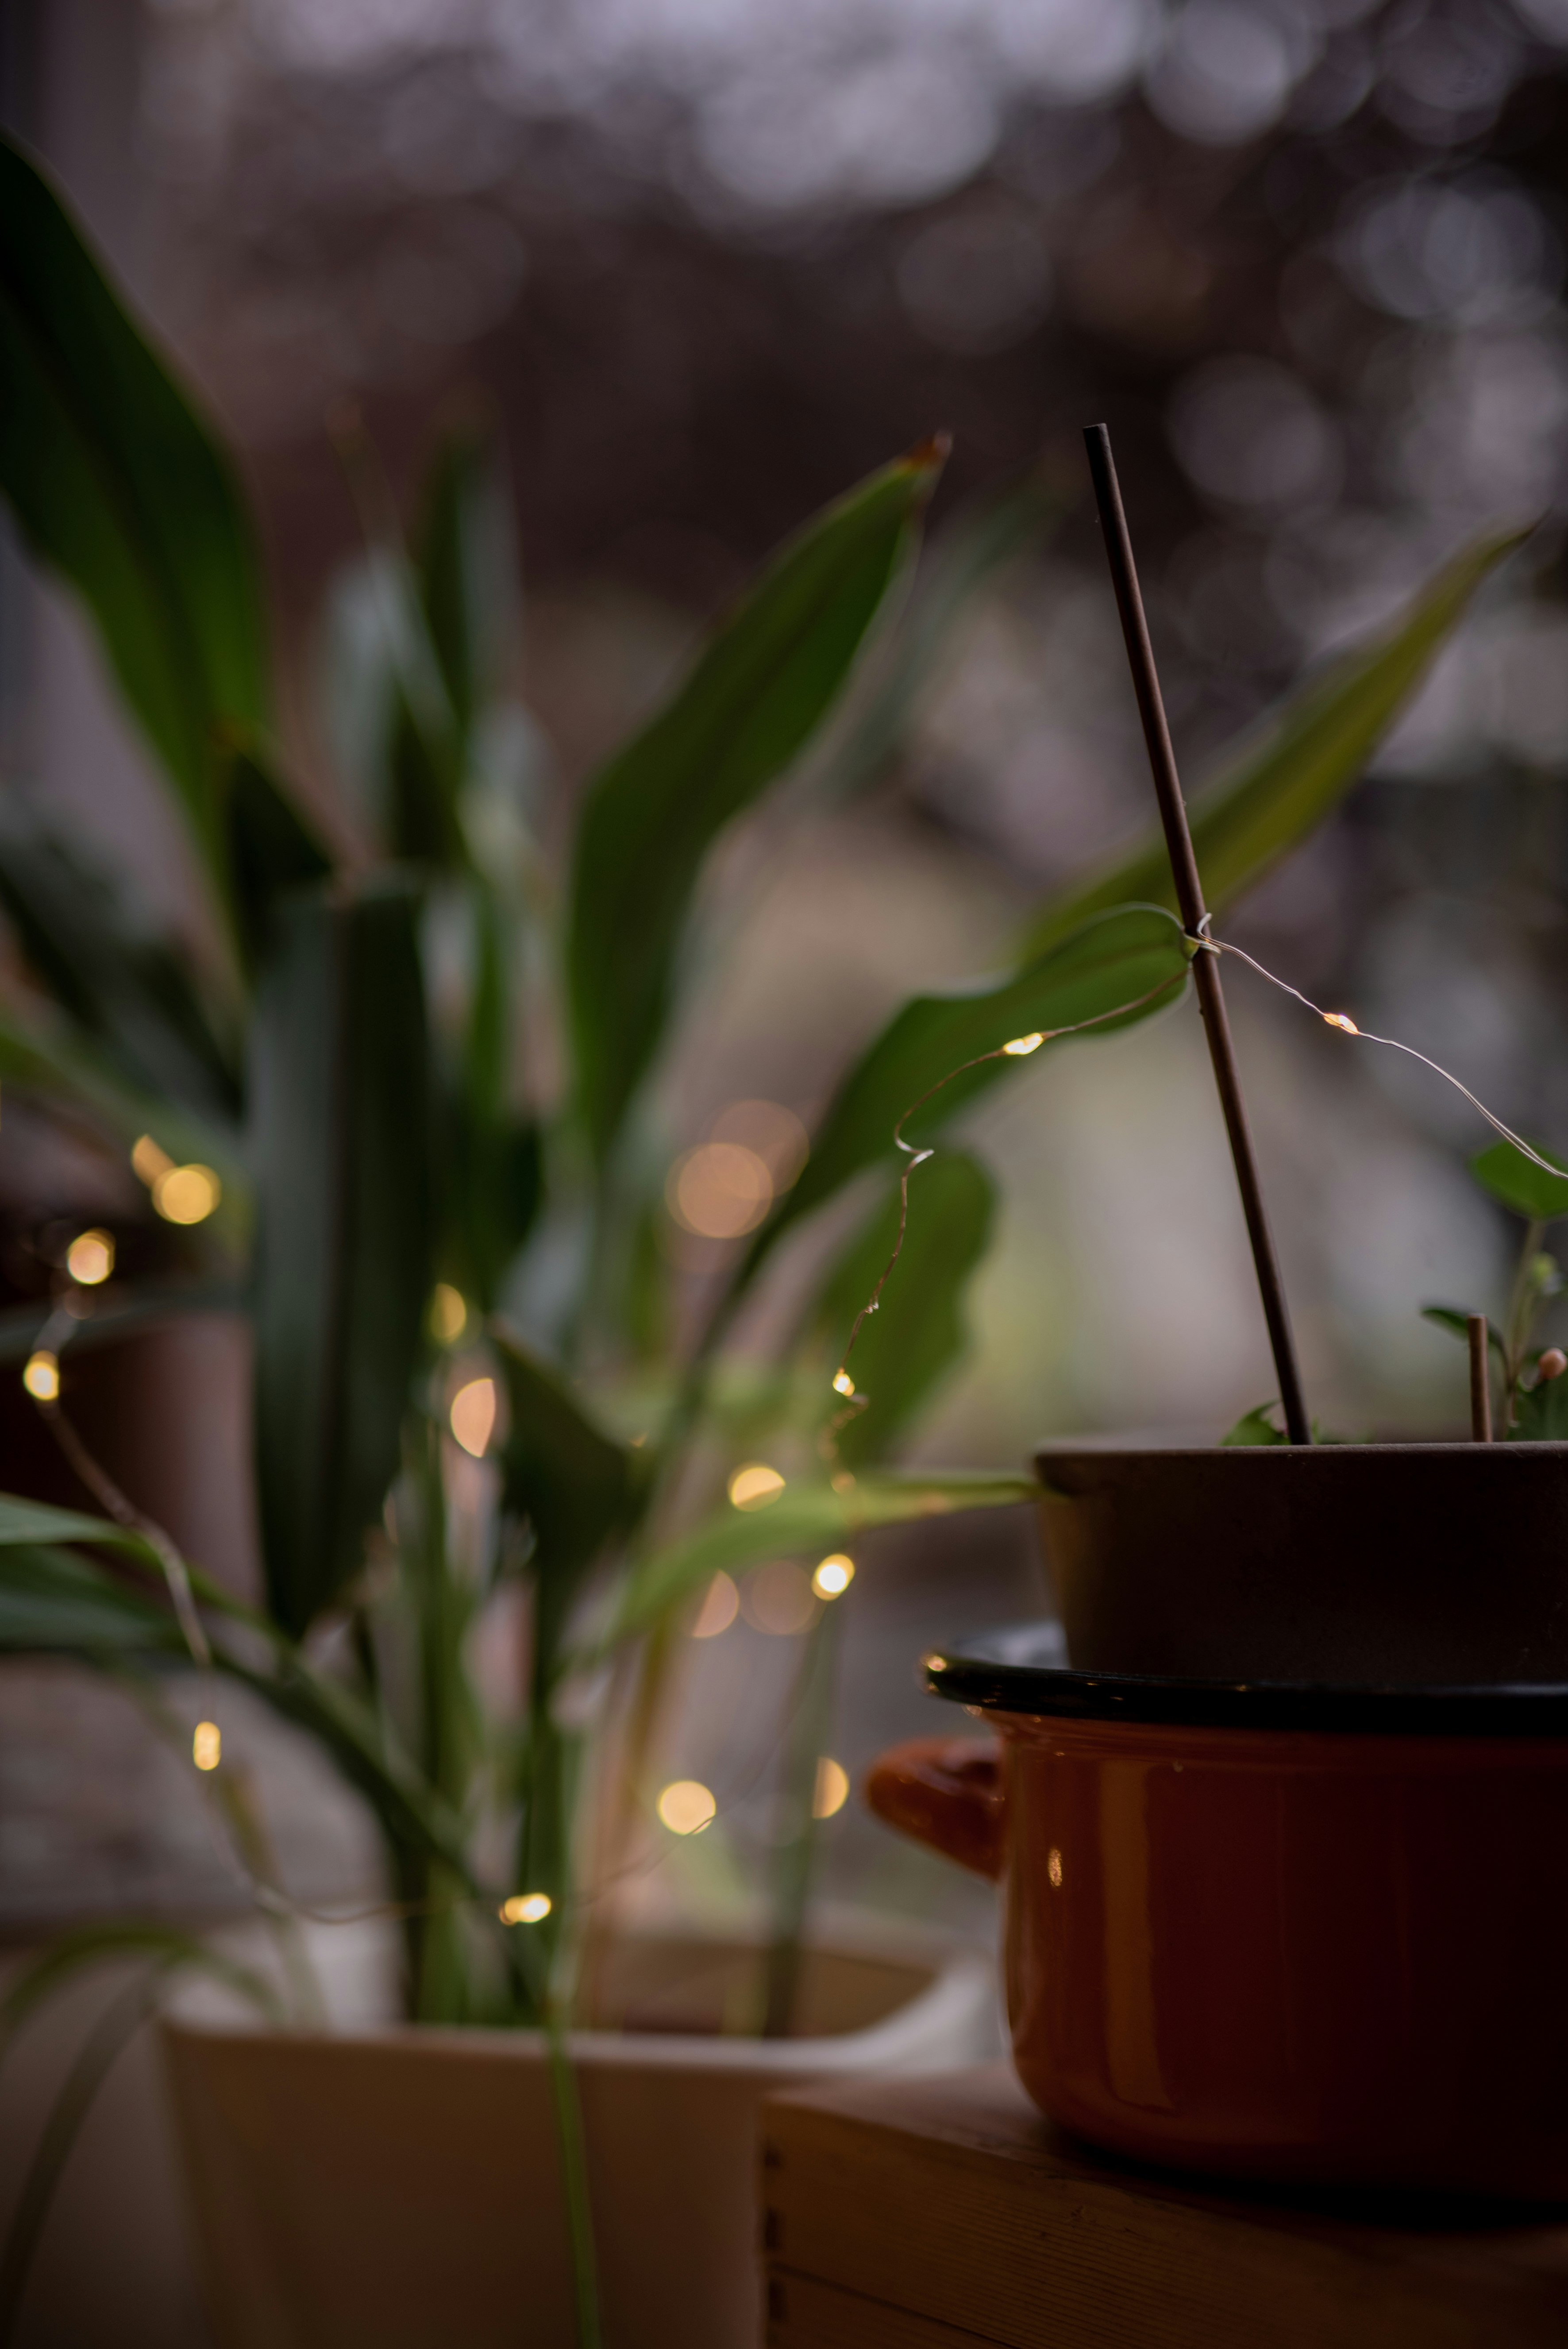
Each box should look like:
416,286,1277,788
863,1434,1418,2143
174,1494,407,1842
926,1622,1568,1734
1034,1439,1568,1468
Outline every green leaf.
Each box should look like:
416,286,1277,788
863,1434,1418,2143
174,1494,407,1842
493,1326,639,1665
218,737,334,978
1421,1304,1508,1362
250,877,436,1636
1017,529,1526,963
1221,1402,1287,1446
814,1150,995,1468
599,1470,1035,1652
0,1544,180,1651
566,443,945,1165
732,904,1189,1301
1469,1138,1568,1223
1509,1362,1568,1442
814,467,1061,802
0,797,240,1122
0,135,269,895
0,1920,281,2055
416,416,516,748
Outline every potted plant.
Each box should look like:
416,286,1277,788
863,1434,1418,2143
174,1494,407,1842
868,432,1568,2205
0,135,1518,2339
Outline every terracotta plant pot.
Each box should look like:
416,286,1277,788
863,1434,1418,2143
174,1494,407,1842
162,1923,995,2349
869,1641,1568,2199
866,1441,1568,2199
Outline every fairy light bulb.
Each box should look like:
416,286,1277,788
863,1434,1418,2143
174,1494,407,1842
193,1720,221,1771
832,1370,855,1396
499,1892,551,1925
1324,1012,1360,1035
66,1229,114,1285
1002,1032,1044,1057
812,1554,855,1600
23,1351,58,1402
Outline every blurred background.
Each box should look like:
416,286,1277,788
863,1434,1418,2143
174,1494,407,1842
3,0,1568,2328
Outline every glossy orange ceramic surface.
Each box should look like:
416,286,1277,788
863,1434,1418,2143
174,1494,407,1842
868,1716,1568,2198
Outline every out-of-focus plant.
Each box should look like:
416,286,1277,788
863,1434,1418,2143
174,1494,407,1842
1424,1139,1568,1435
0,123,1519,2098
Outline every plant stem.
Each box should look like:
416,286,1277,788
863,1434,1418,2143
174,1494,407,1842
1503,1218,1547,1428
761,1603,842,2040
543,1992,602,2349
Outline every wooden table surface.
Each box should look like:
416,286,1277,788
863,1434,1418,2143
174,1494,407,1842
761,2066,1568,2348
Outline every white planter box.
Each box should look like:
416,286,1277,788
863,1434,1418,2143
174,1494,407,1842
163,1923,997,2349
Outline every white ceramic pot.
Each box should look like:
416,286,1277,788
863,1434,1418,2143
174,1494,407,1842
162,1922,996,2349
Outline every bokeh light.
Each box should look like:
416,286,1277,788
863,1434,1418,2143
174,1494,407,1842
65,1229,114,1286
691,1571,740,1637
727,1462,784,1511
657,1778,717,1835
743,1560,817,1635
450,1376,497,1458
666,1141,773,1237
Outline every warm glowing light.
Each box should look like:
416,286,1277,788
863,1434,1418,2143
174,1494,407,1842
23,1351,58,1403
666,1142,773,1238
450,1377,497,1458
691,1571,740,1638
1047,1846,1063,1889
1324,1012,1360,1035
813,1757,850,1819
193,1720,222,1772
728,1462,784,1511
709,1099,809,1187
1003,1032,1045,1057
154,1164,221,1225
657,1779,717,1835
812,1554,855,1600
429,1283,467,1344
66,1229,115,1285
744,1559,817,1635
500,1891,552,1925
831,1369,855,1396
131,1134,173,1186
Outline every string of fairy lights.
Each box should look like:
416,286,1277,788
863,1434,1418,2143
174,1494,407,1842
13,940,1558,1967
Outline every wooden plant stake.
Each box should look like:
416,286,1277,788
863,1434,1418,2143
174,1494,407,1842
1084,424,1311,1445
1468,1314,1494,1443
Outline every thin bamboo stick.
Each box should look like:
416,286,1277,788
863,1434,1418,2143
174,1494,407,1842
1084,423,1311,1445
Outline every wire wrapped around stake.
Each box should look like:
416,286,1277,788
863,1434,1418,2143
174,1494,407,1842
824,930,1568,1469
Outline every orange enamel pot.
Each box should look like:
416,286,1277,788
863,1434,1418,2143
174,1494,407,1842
868,1629,1568,2200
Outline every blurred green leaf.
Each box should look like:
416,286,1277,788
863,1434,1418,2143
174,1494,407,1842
1018,529,1526,962
566,442,945,1165
0,799,240,1121
250,878,436,1636
600,1470,1034,1651
0,1919,281,2055
1421,1304,1508,1361
1221,1402,1287,1446
416,417,516,748
731,904,1188,1302
813,1149,995,1468
0,135,269,897
1469,1138,1568,1223
493,1326,639,1661
0,1545,180,1651
1509,1361,1568,1440
218,739,334,978
813,467,1062,802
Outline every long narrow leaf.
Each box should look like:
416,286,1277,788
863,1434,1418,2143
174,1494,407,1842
0,135,268,895
1018,528,1524,961
250,878,435,1635
600,1470,1034,1651
566,442,945,1164
731,903,1188,1302
219,739,334,979
0,798,240,1120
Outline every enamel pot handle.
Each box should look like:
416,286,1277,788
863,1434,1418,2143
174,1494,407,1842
863,1736,1007,1880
